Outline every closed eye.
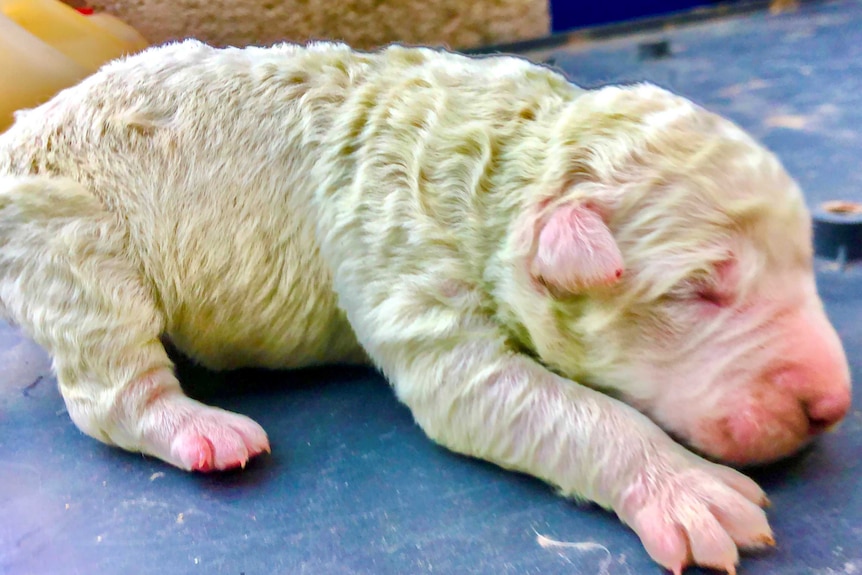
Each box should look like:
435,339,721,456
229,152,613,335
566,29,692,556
697,288,729,307
690,257,739,308
663,285,732,309
663,257,739,309
694,284,738,308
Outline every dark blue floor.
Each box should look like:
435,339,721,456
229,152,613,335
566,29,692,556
2,2,862,574
550,0,718,33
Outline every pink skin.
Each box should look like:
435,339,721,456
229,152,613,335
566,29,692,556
531,202,624,292
614,442,774,575
165,405,271,472
692,304,851,465
621,478,771,575
106,368,271,472
633,300,852,466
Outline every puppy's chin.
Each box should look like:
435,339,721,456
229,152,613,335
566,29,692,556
620,383,811,466
658,398,814,467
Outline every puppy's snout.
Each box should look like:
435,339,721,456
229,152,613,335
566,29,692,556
694,306,852,465
803,385,851,435
770,332,851,436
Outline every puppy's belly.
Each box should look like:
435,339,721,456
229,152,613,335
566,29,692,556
154,245,367,371
166,293,367,371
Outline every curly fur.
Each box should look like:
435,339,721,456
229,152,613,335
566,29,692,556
0,41,850,574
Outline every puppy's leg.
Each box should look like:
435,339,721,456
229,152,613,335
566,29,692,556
0,176,268,471
359,312,771,575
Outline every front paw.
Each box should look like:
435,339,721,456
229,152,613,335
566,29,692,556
615,448,773,575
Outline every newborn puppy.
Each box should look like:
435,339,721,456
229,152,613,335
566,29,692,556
0,41,851,574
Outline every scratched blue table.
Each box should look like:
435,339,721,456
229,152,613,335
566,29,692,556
2,2,861,574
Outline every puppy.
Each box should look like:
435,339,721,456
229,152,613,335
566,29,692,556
0,41,851,574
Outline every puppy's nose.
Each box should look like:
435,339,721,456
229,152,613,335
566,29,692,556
805,388,852,435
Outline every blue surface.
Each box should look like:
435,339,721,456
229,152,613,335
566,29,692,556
547,0,862,210
2,2,862,574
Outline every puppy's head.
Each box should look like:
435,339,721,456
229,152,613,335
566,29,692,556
508,84,851,465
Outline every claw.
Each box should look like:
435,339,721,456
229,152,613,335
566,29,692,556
160,402,268,471
757,533,776,547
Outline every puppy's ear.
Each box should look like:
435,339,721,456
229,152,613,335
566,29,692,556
530,202,624,294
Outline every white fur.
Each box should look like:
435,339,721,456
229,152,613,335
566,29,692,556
0,41,850,574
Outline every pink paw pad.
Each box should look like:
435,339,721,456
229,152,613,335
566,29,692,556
172,433,216,472
141,393,270,472
168,415,270,472
618,459,772,575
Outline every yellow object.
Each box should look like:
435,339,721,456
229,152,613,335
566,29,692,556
0,0,148,132
87,12,149,53
1,0,138,71
0,15,89,131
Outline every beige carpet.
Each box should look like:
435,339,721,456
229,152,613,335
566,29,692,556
84,0,549,50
